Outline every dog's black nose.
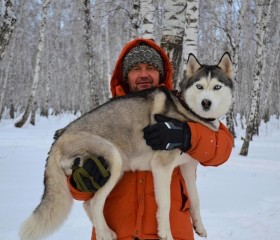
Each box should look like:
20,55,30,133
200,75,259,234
201,99,212,110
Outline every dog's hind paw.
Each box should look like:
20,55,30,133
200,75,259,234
158,230,173,240
96,228,117,240
194,222,207,238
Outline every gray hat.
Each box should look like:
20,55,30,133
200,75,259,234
123,43,164,81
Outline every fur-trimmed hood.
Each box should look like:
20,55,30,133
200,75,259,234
110,38,173,97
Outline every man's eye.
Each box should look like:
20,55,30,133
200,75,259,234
147,66,156,70
131,67,140,71
196,84,203,89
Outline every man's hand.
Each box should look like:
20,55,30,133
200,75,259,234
143,114,191,152
71,156,110,192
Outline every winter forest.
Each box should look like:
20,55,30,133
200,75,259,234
0,0,279,156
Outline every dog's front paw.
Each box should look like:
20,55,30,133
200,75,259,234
96,228,117,240
193,221,207,238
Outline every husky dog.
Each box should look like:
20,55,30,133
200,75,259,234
20,53,233,240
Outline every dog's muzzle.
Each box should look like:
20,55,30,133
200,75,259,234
201,99,212,111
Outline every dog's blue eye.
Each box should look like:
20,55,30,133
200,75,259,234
214,85,222,90
196,84,203,90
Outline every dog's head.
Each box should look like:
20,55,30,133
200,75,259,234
179,52,234,119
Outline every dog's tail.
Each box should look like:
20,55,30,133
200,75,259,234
19,143,73,240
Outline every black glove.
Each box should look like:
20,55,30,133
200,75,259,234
143,114,191,152
71,156,110,192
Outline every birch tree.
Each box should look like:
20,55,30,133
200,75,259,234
262,19,279,122
161,0,187,88
84,0,99,108
181,0,199,88
253,0,275,133
15,0,50,127
41,0,62,117
262,44,279,122
0,0,16,60
0,0,16,117
140,0,155,40
224,0,236,138
0,30,15,119
130,0,141,39
184,0,199,57
231,0,248,122
240,0,274,156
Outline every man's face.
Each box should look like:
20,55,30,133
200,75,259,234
127,63,160,92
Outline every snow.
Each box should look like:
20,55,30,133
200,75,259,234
0,114,279,240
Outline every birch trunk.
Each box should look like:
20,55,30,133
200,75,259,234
184,0,199,56
209,1,217,62
41,55,50,117
9,99,14,118
84,0,99,108
140,0,155,40
178,0,199,90
0,0,16,60
233,0,248,80
263,31,279,122
15,0,50,127
41,0,61,117
181,0,199,85
30,101,37,125
0,33,15,119
226,0,233,54
253,0,274,133
240,0,274,156
0,0,16,118
232,0,248,124
130,0,141,39
161,0,187,88
224,0,236,138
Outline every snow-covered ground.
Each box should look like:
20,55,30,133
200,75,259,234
0,114,279,240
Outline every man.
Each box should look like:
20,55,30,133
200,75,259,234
68,38,234,240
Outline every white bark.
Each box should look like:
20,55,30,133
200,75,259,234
84,0,99,108
226,0,233,54
140,0,155,40
263,17,279,122
42,0,61,117
233,0,248,79
0,33,15,118
240,0,275,156
161,0,186,37
184,0,199,57
161,0,187,88
0,0,16,60
181,0,199,85
224,0,236,137
15,0,50,127
209,0,217,63
130,0,141,39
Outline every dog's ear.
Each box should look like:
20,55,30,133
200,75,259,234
218,52,233,80
186,53,201,79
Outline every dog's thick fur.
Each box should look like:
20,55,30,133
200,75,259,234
20,53,233,240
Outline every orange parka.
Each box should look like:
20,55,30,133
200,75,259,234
68,38,234,240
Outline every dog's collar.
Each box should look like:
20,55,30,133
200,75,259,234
172,90,216,122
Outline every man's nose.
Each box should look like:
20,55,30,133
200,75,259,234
139,68,149,77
